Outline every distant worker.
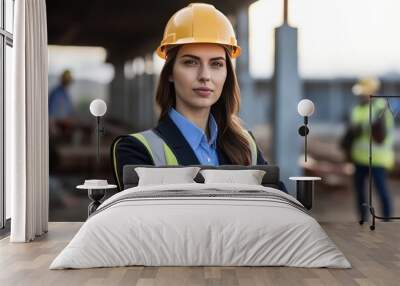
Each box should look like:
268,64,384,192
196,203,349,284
350,77,394,223
48,69,76,171
49,69,74,119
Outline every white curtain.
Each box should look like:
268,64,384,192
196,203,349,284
6,0,49,242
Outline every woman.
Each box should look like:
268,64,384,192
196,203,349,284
113,3,279,190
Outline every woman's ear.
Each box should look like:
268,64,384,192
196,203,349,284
168,75,174,83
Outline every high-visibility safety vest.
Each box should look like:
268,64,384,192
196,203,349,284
351,98,395,169
112,129,258,190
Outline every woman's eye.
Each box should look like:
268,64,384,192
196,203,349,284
211,61,224,68
183,59,198,66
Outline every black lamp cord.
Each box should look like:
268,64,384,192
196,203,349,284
96,116,106,164
97,116,100,164
304,116,308,162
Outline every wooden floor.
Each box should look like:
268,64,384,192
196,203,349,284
0,222,399,286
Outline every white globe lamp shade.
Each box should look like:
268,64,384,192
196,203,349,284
297,99,315,117
90,99,107,117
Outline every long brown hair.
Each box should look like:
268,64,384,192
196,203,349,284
155,46,252,165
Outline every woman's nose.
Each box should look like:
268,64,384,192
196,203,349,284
198,65,211,82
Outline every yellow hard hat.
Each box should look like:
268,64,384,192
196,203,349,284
156,3,241,59
352,77,381,96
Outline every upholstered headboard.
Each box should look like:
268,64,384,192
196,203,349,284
122,165,280,190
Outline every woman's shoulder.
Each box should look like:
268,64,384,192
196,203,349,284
112,133,154,190
113,133,154,165
241,129,268,165
115,134,147,149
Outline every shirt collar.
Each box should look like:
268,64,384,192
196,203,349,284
168,108,218,149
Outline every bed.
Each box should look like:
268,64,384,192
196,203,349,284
50,165,351,269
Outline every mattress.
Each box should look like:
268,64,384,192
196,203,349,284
50,183,351,269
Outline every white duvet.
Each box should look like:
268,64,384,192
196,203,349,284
50,183,351,269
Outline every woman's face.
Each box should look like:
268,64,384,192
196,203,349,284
171,43,227,113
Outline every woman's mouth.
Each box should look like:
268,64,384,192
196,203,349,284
193,87,213,97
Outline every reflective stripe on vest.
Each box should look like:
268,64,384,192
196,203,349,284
130,130,178,166
244,131,257,165
112,136,124,189
131,129,258,166
112,131,179,190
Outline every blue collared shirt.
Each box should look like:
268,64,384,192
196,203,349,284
168,108,219,166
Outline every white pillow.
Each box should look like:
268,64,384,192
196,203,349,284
135,167,201,186
200,169,266,185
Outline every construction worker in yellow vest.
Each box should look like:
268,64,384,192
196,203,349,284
350,77,394,223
